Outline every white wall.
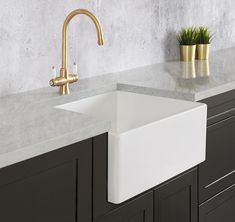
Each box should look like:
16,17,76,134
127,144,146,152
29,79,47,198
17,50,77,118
0,0,235,96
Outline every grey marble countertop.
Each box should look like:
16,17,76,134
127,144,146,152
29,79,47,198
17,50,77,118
1,47,235,168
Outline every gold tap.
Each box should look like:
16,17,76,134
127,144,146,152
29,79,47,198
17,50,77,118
49,9,104,95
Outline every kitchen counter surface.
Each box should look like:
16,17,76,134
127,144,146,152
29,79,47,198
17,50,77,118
0,47,235,168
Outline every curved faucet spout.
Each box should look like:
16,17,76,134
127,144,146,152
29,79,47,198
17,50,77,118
61,8,104,76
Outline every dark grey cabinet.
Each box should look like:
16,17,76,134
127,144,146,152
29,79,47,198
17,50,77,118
199,116,235,203
94,192,153,222
198,89,235,221
199,184,235,222
0,139,92,222
154,168,198,222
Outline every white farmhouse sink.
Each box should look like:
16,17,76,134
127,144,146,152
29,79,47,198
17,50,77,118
56,91,207,204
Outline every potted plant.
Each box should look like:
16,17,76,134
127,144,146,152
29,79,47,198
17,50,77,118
177,27,198,62
196,27,213,60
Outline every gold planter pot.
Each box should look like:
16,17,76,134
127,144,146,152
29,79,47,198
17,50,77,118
196,44,210,60
180,45,196,62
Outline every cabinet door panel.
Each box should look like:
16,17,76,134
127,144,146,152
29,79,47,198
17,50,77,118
199,116,235,203
154,168,197,222
94,192,153,222
0,161,76,222
199,184,235,222
0,139,92,222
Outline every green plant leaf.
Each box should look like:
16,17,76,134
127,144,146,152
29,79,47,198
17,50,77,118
177,27,198,45
196,26,214,44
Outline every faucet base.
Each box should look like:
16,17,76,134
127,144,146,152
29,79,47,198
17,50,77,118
59,83,70,95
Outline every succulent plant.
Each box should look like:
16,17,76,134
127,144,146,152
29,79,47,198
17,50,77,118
196,26,214,44
177,27,198,45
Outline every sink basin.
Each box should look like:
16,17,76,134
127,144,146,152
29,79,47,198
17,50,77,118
56,91,207,204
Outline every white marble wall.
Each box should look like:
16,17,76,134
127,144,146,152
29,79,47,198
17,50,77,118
0,0,235,96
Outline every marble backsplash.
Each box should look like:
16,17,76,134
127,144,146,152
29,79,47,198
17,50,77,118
0,0,235,97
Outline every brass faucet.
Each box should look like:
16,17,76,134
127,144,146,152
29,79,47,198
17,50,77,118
49,9,104,95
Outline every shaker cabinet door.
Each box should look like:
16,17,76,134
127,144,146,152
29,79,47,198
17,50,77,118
199,116,235,203
0,139,92,222
154,168,198,222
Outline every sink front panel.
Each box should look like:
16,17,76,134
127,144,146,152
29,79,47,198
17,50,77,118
108,104,207,203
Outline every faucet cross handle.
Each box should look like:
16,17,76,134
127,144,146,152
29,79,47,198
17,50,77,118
49,66,79,94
